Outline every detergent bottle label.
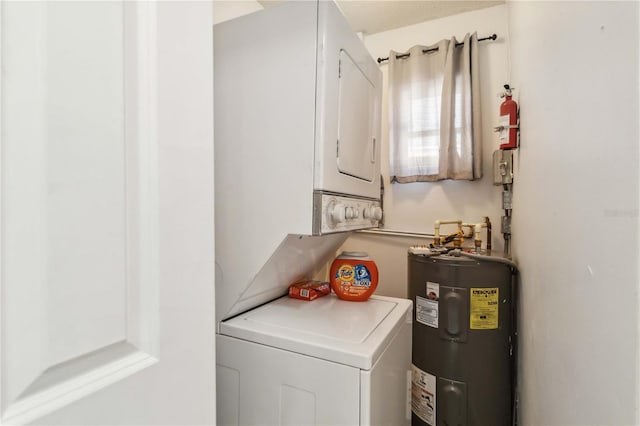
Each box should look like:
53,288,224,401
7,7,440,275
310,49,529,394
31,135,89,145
336,264,371,288
330,253,378,301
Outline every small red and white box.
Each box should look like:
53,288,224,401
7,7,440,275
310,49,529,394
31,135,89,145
288,280,331,301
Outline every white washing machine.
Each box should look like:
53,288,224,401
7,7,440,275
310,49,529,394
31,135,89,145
217,293,412,425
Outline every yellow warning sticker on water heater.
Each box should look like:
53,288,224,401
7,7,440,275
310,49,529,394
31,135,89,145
470,288,499,329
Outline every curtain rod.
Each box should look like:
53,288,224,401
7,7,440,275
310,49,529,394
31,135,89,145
376,33,497,64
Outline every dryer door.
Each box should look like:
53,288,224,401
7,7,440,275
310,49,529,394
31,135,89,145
313,0,381,200
336,49,376,182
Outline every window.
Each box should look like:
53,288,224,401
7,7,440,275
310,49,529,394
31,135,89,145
388,33,482,183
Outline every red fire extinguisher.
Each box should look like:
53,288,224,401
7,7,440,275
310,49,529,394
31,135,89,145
498,84,518,150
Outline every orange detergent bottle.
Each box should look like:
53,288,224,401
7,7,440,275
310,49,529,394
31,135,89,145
330,252,378,301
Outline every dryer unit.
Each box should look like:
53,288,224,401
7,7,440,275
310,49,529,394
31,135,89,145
214,0,382,240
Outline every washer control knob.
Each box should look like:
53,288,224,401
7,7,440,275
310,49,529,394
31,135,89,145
372,206,383,220
345,207,355,219
331,204,347,223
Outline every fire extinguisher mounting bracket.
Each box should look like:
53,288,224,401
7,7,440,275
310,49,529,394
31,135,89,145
493,125,519,132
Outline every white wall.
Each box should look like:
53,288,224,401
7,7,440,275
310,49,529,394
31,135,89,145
340,5,510,298
508,1,639,424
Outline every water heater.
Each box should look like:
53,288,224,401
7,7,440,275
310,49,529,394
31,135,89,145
408,251,517,426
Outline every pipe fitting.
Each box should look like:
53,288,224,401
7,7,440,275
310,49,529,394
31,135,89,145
474,223,483,253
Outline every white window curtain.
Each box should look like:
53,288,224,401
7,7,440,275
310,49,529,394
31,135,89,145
388,32,482,182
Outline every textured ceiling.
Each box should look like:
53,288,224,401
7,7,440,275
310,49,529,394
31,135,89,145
257,1,505,34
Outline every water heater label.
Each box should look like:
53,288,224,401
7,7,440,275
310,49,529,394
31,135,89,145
470,287,499,329
426,282,440,301
411,364,436,425
416,296,438,328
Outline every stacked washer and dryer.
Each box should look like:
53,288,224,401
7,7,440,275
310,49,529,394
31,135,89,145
214,2,412,425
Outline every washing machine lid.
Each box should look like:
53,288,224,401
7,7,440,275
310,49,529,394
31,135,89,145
218,293,412,370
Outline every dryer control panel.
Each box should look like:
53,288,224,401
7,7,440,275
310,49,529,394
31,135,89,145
313,191,381,235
